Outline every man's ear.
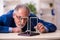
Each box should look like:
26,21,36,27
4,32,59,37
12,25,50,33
13,13,16,18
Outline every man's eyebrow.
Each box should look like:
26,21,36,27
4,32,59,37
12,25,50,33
21,17,28,18
20,17,29,20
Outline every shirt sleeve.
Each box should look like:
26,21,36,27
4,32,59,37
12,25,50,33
44,26,49,32
9,27,12,32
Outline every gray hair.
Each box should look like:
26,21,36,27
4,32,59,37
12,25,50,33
14,4,30,13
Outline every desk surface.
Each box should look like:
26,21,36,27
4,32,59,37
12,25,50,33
0,30,60,40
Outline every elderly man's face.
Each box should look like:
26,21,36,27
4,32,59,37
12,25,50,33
13,8,29,28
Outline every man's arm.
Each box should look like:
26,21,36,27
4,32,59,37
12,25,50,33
0,16,10,33
0,15,22,33
38,19,57,32
30,13,57,33
0,26,9,33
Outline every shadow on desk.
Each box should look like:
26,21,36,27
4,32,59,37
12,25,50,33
0,30,60,40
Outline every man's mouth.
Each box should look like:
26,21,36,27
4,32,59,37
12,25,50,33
20,24,25,28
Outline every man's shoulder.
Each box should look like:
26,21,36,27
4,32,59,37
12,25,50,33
29,13,36,17
0,10,14,18
5,10,14,17
0,10,14,22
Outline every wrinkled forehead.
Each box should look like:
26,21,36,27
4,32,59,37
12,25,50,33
15,8,29,17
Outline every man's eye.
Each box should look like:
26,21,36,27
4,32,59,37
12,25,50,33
21,18,27,20
16,16,18,18
22,18,27,20
24,18,27,20
16,16,20,19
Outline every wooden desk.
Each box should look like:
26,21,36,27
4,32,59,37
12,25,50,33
0,30,60,40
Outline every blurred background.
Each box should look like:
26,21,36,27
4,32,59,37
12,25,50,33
0,0,60,30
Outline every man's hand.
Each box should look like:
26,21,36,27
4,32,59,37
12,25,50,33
35,23,46,33
12,27,22,33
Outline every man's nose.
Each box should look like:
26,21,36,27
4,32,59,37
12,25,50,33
21,19,25,24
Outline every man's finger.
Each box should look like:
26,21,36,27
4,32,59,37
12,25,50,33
37,23,43,29
40,25,44,30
